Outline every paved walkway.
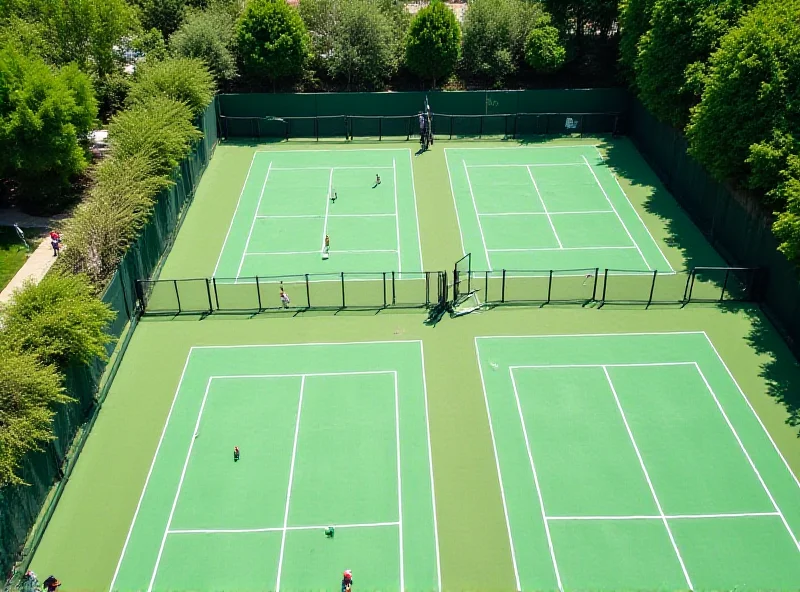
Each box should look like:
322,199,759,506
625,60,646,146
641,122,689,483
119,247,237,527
0,208,65,304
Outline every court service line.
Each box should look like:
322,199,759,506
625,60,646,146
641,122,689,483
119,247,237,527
473,339,521,591
394,371,405,592
212,370,396,380
321,168,334,252
443,149,467,257
256,214,396,219
509,369,563,591
235,161,272,281
419,342,442,592
245,249,398,256
213,151,258,278
488,246,636,252
693,363,800,553
408,149,426,272
270,165,394,171
546,512,780,521
593,146,675,273
275,376,306,592
393,158,402,273
582,155,650,270
701,332,800,496
169,522,401,535
463,160,493,270
109,353,195,592
147,377,214,592
476,331,705,341
446,145,599,151
255,148,410,153
510,362,696,370
603,367,693,589
526,165,562,249
479,211,613,217
192,339,424,350
467,163,583,168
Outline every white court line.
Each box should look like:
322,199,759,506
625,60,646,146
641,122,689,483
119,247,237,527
212,370,395,380
526,165,562,249
693,363,800,553
443,149,467,257
393,158,402,273
275,376,306,592
321,168,333,252
169,522,400,534
702,332,800,497
147,377,214,592
509,369,563,591
255,213,396,219
475,331,705,341
192,339,424,350
488,246,636,252
511,362,696,370
473,339,521,591
463,159,492,270
546,512,780,521
408,149,426,272
394,370,405,592
245,249,398,256
447,145,599,151
593,146,675,273
479,211,613,217
603,367,693,589
213,152,258,278
419,342,442,592
108,354,195,592
235,161,272,281
582,155,650,270
271,166,393,171
467,163,583,168
255,148,410,153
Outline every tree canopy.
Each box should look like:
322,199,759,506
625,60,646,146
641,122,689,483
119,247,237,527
405,0,461,87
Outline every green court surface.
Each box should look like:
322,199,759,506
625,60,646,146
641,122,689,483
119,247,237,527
213,149,423,281
476,332,800,590
110,341,439,592
446,146,673,274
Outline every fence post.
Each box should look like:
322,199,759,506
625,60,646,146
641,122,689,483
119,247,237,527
647,270,657,307
591,267,599,301
720,268,730,302
682,270,693,302
501,269,507,303
305,273,311,307
449,117,453,140
213,277,220,309
392,271,396,305
479,116,484,139
379,117,382,141
174,280,182,313
383,272,387,308
484,271,489,301
600,269,609,304
205,278,213,313
686,269,697,302
579,114,585,138
547,270,553,304
256,276,262,310
341,272,345,308
135,280,145,312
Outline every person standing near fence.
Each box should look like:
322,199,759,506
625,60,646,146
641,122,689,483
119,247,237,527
50,230,61,257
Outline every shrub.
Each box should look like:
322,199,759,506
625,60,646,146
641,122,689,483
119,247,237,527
524,21,565,73
127,57,215,116
170,8,237,81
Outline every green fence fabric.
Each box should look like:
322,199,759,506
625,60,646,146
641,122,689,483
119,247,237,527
628,98,800,344
0,102,218,584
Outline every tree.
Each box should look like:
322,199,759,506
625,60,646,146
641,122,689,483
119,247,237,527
127,57,215,115
0,345,71,487
634,0,755,128
543,0,619,40
524,19,566,73
0,44,98,213
327,0,397,89
1,273,116,369
618,0,654,86
461,0,545,86
133,0,188,39
236,0,309,90
298,0,336,73
170,7,237,82
405,0,460,87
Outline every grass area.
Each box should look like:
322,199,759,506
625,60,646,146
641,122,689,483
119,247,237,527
28,138,800,591
0,226,44,291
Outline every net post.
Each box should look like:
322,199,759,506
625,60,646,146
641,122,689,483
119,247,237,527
305,273,311,307
484,271,489,301
255,276,262,310
591,267,599,300
205,278,213,313
501,269,506,303
379,117,382,141
547,270,553,304
392,271,397,305
213,277,220,309
647,270,657,307
135,280,145,312
682,270,692,302
383,272,387,308
425,272,430,306
340,272,345,307
174,280,182,313
686,269,697,303
600,268,609,304
720,268,730,302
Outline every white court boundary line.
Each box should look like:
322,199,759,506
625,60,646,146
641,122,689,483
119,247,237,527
526,165,562,249
546,512,779,521
235,161,272,281
463,159,492,270
408,148,426,273
213,152,258,278
488,246,636,253
170,521,400,534
321,168,333,252
419,342,442,592
256,213,395,219
112,341,440,592
467,163,583,168
443,149,467,257
392,158,402,274
479,210,614,217
593,146,675,273
245,249,397,256
271,165,393,171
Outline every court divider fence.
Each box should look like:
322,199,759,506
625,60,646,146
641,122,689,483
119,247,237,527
136,271,448,315
452,261,763,308
218,111,623,141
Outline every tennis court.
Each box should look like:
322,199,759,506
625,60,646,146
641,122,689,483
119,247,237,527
213,149,424,282
476,331,800,590
446,146,673,274
109,341,439,592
